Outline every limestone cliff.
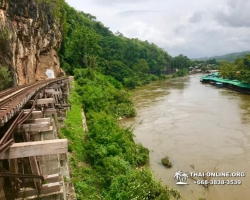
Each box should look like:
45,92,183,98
0,0,65,85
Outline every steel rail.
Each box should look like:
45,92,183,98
17,94,39,125
0,84,32,100
0,77,69,156
0,79,48,107
0,110,24,156
0,77,68,120
0,77,68,197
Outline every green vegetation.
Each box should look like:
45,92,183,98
161,156,173,168
54,1,193,88
37,0,65,21
0,66,12,91
36,0,193,88
74,69,136,118
171,54,193,70
219,55,250,83
0,28,11,53
194,51,250,62
62,74,181,199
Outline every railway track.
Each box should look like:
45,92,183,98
0,77,68,124
0,77,70,198
0,77,69,154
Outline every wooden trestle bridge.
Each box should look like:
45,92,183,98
0,77,75,199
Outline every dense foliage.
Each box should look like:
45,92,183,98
0,66,12,91
219,55,250,83
61,72,181,199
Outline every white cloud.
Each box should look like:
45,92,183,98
122,21,159,40
65,0,250,58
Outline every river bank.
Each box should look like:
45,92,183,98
61,72,181,199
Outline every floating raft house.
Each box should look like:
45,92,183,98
200,72,250,94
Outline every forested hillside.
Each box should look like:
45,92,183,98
57,0,176,88
194,51,250,62
48,0,197,89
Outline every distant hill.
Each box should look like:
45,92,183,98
193,51,250,62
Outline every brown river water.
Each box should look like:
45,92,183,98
122,74,250,200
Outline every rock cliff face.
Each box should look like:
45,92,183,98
0,0,65,85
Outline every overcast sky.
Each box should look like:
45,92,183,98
65,0,250,58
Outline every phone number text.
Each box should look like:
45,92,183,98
194,179,242,185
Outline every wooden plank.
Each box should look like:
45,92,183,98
51,84,60,89
15,123,51,133
19,122,49,128
36,98,55,105
29,156,41,190
25,118,51,124
0,139,68,159
0,180,6,200
11,182,61,199
59,109,66,114
44,109,57,115
45,89,56,93
43,174,59,183
45,88,62,95
29,157,40,175
45,90,62,95
55,104,71,107
0,166,22,184
23,111,43,119
9,159,18,194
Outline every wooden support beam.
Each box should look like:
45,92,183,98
43,174,59,183
55,104,71,108
44,109,57,115
15,123,51,133
9,159,18,193
59,109,66,113
29,157,40,176
36,98,55,105
0,180,5,200
23,111,43,119
8,182,61,199
25,118,51,124
0,166,21,185
51,83,61,89
0,139,68,159
29,156,42,190
45,89,56,93
45,89,62,95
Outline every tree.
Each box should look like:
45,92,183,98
0,66,12,91
133,59,149,74
171,54,192,70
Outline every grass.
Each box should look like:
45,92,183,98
61,82,84,159
61,81,103,199
61,80,180,200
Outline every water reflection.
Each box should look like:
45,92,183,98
238,94,250,124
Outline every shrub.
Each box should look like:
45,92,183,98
150,74,159,81
161,156,172,168
0,66,12,91
105,168,181,200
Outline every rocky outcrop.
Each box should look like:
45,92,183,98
0,0,65,85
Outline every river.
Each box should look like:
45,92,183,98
122,74,250,200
